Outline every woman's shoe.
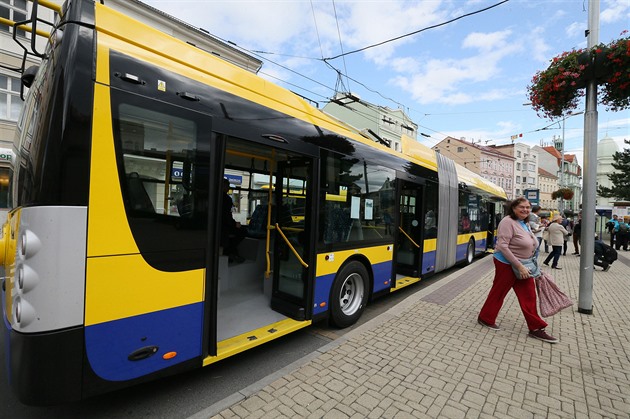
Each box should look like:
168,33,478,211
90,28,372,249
543,261,549,266
552,266,562,270
528,329,559,343
477,318,500,330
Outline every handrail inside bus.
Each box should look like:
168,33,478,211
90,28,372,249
398,226,420,249
274,223,308,269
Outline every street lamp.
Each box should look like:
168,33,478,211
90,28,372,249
558,110,584,214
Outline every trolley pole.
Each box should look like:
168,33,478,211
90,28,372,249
578,0,599,315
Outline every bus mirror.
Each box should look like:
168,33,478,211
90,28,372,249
21,66,39,88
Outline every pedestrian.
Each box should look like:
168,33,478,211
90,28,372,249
528,206,544,258
615,216,630,251
543,215,570,269
594,235,616,271
541,215,550,253
478,197,559,344
561,216,572,256
572,214,581,255
606,214,618,247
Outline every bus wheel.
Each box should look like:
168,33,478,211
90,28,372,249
330,261,369,328
465,238,475,265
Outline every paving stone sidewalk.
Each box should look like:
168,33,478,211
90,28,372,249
193,250,630,419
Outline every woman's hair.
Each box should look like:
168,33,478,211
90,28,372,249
506,197,529,220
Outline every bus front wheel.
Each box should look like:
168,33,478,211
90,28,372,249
465,238,475,265
330,261,369,328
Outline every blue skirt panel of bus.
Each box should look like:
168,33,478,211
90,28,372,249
422,250,436,273
84,302,203,381
313,260,392,316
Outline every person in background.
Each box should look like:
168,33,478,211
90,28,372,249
561,216,572,256
528,206,544,258
606,214,618,247
221,178,246,263
594,234,616,272
478,197,558,344
541,215,550,253
543,215,570,269
572,213,582,255
615,216,630,251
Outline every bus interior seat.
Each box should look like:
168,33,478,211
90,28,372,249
127,172,155,213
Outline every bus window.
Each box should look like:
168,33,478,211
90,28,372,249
0,167,11,210
117,103,198,217
319,151,395,246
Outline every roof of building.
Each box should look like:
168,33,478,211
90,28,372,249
542,146,562,159
436,137,514,159
538,167,558,178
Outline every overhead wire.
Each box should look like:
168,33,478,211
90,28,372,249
205,0,515,143
323,0,511,61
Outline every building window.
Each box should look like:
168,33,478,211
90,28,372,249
0,74,22,121
457,147,464,153
0,0,28,38
517,151,521,158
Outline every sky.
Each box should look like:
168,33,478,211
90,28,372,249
141,0,630,166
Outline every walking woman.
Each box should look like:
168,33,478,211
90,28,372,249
543,215,570,269
478,197,558,343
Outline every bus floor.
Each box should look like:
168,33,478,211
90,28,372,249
216,238,287,342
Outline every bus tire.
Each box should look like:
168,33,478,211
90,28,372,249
329,261,369,328
465,238,475,265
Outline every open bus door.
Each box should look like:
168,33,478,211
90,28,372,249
270,159,316,321
395,178,425,277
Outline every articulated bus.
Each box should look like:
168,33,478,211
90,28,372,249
0,0,506,405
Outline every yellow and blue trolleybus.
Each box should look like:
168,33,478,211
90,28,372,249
1,0,506,405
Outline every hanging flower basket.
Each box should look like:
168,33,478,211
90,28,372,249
599,32,630,112
551,188,574,200
527,31,630,119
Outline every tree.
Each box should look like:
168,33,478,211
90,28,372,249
598,139,630,200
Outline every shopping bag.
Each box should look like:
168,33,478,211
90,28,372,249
535,271,573,317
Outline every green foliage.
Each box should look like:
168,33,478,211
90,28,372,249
598,139,630,200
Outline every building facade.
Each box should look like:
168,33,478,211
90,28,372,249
432,136,514,199
537,168,558,210
534,143,582,214
596,135,621,209
493,143,539,199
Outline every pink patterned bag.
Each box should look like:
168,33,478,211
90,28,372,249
535,271,573,317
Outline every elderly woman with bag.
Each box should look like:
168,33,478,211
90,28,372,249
478,197,559,343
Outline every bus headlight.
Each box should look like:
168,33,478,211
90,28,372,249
19,230,42,259
14,296,37,326
17,264,39,293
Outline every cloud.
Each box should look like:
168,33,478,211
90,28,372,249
601,0,630,24
391,30,521,105
529,27,552,63
565,22,583,39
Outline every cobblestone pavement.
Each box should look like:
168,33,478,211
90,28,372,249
191,249,630,419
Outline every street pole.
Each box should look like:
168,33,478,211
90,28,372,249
578,0,599,315
560,120,566,214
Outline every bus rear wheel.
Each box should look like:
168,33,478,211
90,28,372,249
330,261,369,328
